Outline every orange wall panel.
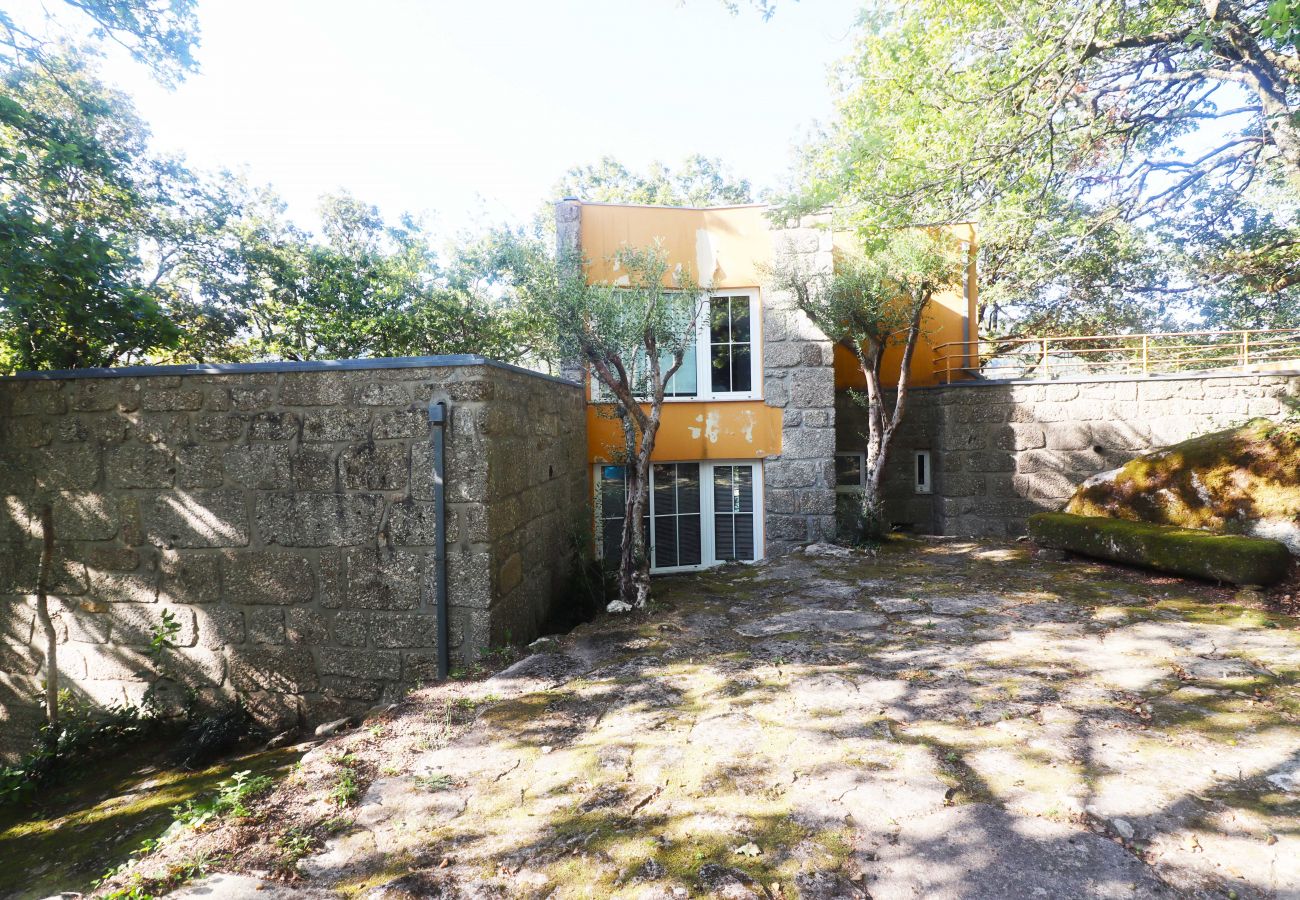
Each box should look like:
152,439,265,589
579,203,772,289
586,401,783,463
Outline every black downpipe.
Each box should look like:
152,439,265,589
428,400,449,678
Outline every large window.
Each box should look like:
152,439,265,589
596,460,762,572
590,292,760,403
708,296,753,396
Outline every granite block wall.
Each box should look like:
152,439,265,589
0,358,585,757
843,371,1300,538
763,216,838,554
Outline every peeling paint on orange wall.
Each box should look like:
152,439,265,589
586,402,783,463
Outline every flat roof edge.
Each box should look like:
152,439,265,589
1,354,582,388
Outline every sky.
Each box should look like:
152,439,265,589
24,0,865,234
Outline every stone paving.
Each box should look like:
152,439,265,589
181,539,1300,899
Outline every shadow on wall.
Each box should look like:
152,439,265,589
852,374,1300,539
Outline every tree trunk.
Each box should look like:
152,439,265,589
34,503,59,752
616,407,648,609
854,338,887,538
853,293,931,541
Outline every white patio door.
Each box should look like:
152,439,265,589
598,461,764,573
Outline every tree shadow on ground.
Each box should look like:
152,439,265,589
185,539,1300,898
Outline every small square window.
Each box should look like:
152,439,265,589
915,450,932,494
835,453,865,493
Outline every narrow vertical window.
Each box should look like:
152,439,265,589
709,296,752,395
915,450,932,494
598,466,649,562
652,463,702,568
598,465,627,563
712,464,756,561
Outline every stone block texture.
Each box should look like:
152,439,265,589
764,217,838,555
0,360,585,758
858,371,1300,538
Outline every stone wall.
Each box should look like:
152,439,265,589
763,217,838,555
0,358,586,756
846,371,1300,537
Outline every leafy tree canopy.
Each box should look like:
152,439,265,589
554,155,753,207
0,54,193,370
0,1,200,85
781,0,1300,337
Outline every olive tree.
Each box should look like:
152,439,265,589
536,244,701,610
770,230,967,538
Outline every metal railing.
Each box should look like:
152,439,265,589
932,328,1300,384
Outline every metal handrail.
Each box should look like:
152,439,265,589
933,327,1300,384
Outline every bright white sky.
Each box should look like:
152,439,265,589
28,0,865,234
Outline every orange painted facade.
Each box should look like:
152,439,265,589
575,202,976,465
586,401,784,464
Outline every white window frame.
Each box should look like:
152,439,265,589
588,291,762,404
915,450,933,494
593,459,765,574
698,292,761,401
835,452,866,494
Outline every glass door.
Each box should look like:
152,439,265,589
712,464,757,561
598,461,762,572
651,463,702,569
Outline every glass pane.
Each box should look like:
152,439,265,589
710,298,729,344
734,513,755,560
601,466,626,517
653,464,676,515
731,345,751,393
711,344,730,393
679,514,702,566
730,298,750,342
663,345,697,397
654,514,678,568
602,519,623,561
715,514,735,560
677,463,701,514
836,455,863,488
736,466,754,513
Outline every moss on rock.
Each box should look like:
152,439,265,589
1028,512,1292,585
1066,418,1300,552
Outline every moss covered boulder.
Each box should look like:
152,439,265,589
1066,418,1300,554
1028,512,1292,585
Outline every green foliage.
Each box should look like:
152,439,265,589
0,692,156,808
148,609,182,663
171,770,274,829
784,0,1300,336
769,229,966,537
0,32,547,372
0,56,193,370
1263,0,1300,51
327,752,363,806
773,230,965,353
553,155,752,207
0,2,200,87
531,244,703,605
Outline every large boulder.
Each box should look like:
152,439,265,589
1028,512,1292,585
1066,418,1300,554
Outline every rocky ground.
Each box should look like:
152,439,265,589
113,538,1300,899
